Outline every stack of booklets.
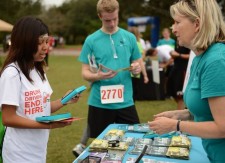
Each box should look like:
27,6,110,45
129,135,191,160
103,129,135,146
89,138,129,152
102,150,126,163
118,124,180,139
117,123,152,133
126,157,176,163
35,112,84,123
120,137,136,146
89,139,109,152
103,129,125,141
79,150,126,163
89,129,130,152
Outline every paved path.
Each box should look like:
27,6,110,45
0,48,81,56
51,48,80,56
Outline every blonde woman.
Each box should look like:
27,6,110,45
148,0,225,162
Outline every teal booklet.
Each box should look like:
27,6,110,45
36,113,72,123
61,85,87,105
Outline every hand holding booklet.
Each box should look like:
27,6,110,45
99,64,131,73
61,85,86,105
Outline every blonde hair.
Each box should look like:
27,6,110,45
162,28,171,34
170,0,225,51
129,27,141,41
97,0,119,14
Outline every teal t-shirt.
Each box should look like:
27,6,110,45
157,38,175,48
79,28,141,109
184,43,225,162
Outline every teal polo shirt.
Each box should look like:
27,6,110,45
79,28,141,109
184,43,225,162
157,38,175,48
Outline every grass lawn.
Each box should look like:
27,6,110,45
0,55,177,163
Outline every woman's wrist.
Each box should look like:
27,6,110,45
179,109,191,120
61,97,67,106
188,110,194,120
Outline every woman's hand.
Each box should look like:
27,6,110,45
154,109,190,121
154,110,180,120
49,121,72,129
148,117,177,135
62,90,81,105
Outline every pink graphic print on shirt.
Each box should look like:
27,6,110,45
24,89,45,115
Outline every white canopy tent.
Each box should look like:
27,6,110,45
0,19,13,32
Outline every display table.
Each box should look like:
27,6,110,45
73,124,210,163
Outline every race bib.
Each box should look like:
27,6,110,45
100,85,124,104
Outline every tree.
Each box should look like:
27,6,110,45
0,0,42,43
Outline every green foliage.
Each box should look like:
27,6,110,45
1,0,224,45
0,0,42,42
0,0,42,23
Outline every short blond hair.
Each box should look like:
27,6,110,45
170,0,225,51
162,28,171,34
97,0,119,14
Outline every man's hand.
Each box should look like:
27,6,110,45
130,62,141,75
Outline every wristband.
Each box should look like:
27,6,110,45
177,120,181,132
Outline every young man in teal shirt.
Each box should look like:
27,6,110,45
73,0,142,157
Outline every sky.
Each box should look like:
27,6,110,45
42,0,65,7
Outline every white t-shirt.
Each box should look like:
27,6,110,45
0,63,53,163
156,45,174,63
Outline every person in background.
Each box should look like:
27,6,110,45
155,45,174,69
145,45,174,69
146,45,174,96
129,27,149,101
145,40,152,51
157,28,176,96
72,0,142,157
148,0,225,162
167,43,190,110
139,33,147,55
157,27,175,48
0,16,80,163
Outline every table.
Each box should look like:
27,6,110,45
73,124,210,163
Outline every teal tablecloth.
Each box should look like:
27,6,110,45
73,124,210,163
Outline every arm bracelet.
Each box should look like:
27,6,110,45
177,120,181,132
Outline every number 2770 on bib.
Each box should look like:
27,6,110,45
100,85,124,104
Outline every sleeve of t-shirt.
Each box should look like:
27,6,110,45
130,34,142,62
78,37,92,64
201,59,225,98
157,40,162,46
0,67,21,108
